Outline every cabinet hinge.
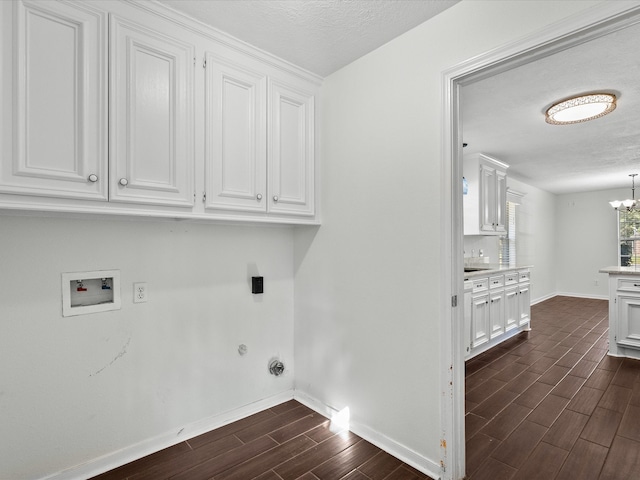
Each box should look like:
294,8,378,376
203,192,206,202
203,58,206,69
193,57,196,67
451,295,458,307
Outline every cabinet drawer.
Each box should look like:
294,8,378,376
472,278,489,293
616,278,640,293
519,270,530,282
489,275,504,289
504,272,518,285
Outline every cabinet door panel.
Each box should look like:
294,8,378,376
205,54,266,212
110,15,194,207
617,295,640,349
479,164,495,232
504,286,519,331
471,294,489,347
1,0,107,200
495,170,507,233
518,283,531,326
490,290,505,338
268,80,314,216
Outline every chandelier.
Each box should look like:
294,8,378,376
610,174,638,211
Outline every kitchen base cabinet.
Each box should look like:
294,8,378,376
601,270,640,360
465,268,532,360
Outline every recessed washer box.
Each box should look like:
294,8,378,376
62,270,121,317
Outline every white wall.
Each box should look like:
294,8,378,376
0,215,295,478
294,0,605,473
556,188,625,298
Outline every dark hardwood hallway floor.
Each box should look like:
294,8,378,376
465,295,640,479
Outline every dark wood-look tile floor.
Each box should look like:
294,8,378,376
465,295,640,480
91,400,431,480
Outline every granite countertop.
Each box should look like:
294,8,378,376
464,264,533,279
599,266,640,275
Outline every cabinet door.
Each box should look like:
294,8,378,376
109,15,194,207
471,293,489,347
268,79,315,216
518,283,531,326
479,164,496,232
204,54,267,212
489,289,505,338
1,0,107,200
504,286,519,331
495,169,507,233
616,294,640,349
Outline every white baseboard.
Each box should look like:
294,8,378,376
532,292,608,305
42,390,295,480
553,292,608,301
294,390,443,480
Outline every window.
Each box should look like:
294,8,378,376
499,200,517,266
618,209,640,266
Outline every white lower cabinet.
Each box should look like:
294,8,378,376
607,276,640,358
0,0,320,224
466,269,531,360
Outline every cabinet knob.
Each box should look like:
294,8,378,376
119,178,129,187
256,193,263,201
273,195,279,202
87,174,98,183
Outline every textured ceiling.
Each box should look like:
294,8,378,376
157,0,460,76
461,21,640,195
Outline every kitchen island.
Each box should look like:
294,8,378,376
464,264,533,359
599,266,640,360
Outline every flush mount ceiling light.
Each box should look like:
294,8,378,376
610,174,638,211
545,93,617,125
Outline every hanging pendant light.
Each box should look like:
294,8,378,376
610,174,638,211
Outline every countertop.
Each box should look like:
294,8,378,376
599,266,640,275
464,264,533,280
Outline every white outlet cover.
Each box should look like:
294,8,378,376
133,282,147,303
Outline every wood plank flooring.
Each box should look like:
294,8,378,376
91,400,431,480
93,295,639,480
465,295,640,480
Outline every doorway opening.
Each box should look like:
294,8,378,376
441,4,640,479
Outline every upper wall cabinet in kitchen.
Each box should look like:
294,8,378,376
0,0,321,224
463,153,508,235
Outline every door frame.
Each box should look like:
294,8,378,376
440,3,640,479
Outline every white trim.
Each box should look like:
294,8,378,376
294,391,442,480
551,292,609,302
442,3,640,479
41,390,294,480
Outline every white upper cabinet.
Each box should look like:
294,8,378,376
204,53,267,212
109,14,194,207
0,0,320,224
268,80,315,216
0,0,107,200
464,153,508,235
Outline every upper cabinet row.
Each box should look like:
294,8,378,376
463,153,508,235
0,0,319,223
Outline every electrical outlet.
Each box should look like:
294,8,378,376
133,282,147,303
